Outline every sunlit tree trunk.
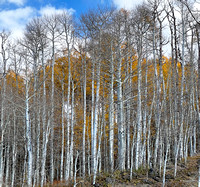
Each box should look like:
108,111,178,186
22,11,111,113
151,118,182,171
25,60,33,186
142,41,148,167
0,31,10,187
60,71,65,181
91,54,95,173
70,81,75,178
179,1,186,159
11,110,17,187
59,12,74,181
50,36,55,184
41,45,48,186
92,55,101,184
73,151,79,187
130,121,136,180
135,49,142,170
153,12,160,169
109,41,114,172
116,39,125,171
82,52,87,178
5,133,10,185
65,43,71,181
43,15,59,184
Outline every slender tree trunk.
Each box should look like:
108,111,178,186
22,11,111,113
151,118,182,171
82,53,86,178
0,77,6,187
142,47,148,167
109,41,114,172
70,81,75,178
60,74,65,181
117,45,125,171
50,39,55,184
73,151,79,187
87,126,91,176
0,32,9,187
41,48,48,187
35,95,41,186
91,51,95,174
11,110,17,187
5,141,10,185
162,142,169,187
92,57,100,184
65,45,71,182
179,2,185,159
130,121,136,180
25,67,33,186
136,45,142,170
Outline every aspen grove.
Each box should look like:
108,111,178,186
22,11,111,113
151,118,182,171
0,0,200,186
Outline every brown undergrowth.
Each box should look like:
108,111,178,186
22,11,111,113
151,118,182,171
45,154,200,187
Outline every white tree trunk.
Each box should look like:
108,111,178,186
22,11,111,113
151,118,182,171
73,151,79,187
5,143,10,185
11,110,17,187
0,79,5,187
65,45,71,182
70,81,75,178
136,54,142,170
35,99,41,186
25,73,33,186
41,49,48,187
82,54,86,177
109,41,114,172
117,48,125,171
50,41,55,184
179,2,185,158
0,32,9,187
162,143,169,187
92,59,100,184
91,53,95,174
142,52,148,166
60,77,65,181
130,121,136,180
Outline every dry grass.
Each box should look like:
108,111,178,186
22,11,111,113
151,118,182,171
45,154,200,186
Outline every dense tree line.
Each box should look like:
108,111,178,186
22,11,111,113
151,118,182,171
0,0,200,186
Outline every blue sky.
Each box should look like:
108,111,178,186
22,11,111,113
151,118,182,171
0,0,144,38
1,0,113,16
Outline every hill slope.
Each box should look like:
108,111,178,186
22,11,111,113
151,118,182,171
89,154,200,187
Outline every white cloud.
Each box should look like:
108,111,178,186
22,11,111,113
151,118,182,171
0,0,25,6
193,2,200,11
112,0,144,10
39,5,75,17
0,7,35,38
0,6,75,39
8,0,25,6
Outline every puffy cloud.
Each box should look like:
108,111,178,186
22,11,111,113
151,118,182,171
0,7,35,38
0,0,26,6
112,0,144,10
0,6,75,39
39,5,75,16
193,2,200,11
8,0,25,6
